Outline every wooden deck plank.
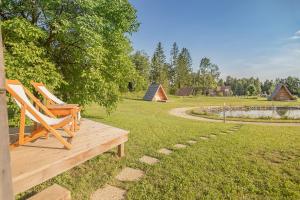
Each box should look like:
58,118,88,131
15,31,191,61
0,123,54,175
10,118,129,195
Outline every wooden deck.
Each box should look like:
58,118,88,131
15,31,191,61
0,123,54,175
10,118,129,195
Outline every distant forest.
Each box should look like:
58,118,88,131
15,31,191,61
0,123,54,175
131,42,300,97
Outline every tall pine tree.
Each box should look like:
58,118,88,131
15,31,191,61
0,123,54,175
150,42,169,89
169,42,179,91
175,48,192,89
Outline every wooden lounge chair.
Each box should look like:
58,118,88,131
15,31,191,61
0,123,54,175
6,80,74,149
31,81,80,131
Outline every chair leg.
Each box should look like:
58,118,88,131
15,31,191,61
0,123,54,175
10,128,48,149
19,105,26,145
49,127,72,149
71,109,76,132
63,126,74,137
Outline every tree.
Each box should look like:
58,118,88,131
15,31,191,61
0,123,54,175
261,80,274,95
224,76,263,96
2,18,62,91
254,78,261,95
247,84,257,96
130,51,150,91
236,81,245,96
150,42,169,89
169,42,179,91
218,79,225,87
1,0,139,113
131,51,150,78
194,57,220,95
174,48,192,89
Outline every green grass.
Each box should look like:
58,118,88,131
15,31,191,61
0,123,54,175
18,96,300,199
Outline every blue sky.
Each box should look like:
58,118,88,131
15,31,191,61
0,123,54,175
129,0,300,80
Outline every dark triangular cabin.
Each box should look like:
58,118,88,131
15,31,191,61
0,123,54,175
143,83,168,102
268,84,296,101
176,87,194,96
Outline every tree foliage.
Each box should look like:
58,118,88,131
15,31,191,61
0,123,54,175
130,51,150,91
246,84,257,96
1,0,139,112
225,76,261,96
261,80,274,95
175,48,192,89
150,42,169,89
2,18,62,90
168,42,179,92
194,57,220,95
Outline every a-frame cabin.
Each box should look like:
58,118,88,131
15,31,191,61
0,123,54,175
143,83,168,102
268,84,296,101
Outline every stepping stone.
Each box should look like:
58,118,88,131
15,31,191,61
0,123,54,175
219,132,227,135
174,144,187,149
209,134,217,138
115,167,144,182
139,155,159,165
28,184,71,200
158,148,172,155
91,185,126,200
199,137,209,140
187,140,197,144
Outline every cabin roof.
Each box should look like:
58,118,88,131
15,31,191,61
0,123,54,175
268,84,295,100
143,83,167,101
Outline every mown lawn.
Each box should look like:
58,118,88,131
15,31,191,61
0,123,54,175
18,96,300,200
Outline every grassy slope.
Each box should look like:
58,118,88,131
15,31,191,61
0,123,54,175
18,96,300,200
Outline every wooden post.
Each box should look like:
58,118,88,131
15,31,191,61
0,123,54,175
0,24,14,199
117,143,125,157
223,102,226,123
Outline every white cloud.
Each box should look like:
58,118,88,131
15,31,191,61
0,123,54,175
223,42,300,80
289,30,300,40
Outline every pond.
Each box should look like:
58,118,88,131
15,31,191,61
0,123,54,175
216,107,300,119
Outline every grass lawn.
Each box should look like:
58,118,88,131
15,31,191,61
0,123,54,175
18,96,300,199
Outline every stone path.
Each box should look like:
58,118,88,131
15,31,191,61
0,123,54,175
199,136,209,140
139,155,159,165
187,140,197,144
158,148,172,155
91,123,245,199
174,144,187,149
115,167,144,182
91,185,126,200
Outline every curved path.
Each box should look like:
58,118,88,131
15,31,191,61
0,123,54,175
169,107,300,127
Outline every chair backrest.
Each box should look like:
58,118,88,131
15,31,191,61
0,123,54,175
6,80,56,124
31,81,65,105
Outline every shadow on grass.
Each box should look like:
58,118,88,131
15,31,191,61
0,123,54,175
122,97,144,101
